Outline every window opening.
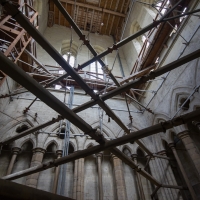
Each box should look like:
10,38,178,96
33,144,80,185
90,61,104,80
63,52,75,67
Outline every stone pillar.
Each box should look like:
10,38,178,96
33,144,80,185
73,159,78,199
26,147,45,188
52,150,62,194
149,157,167,200
158,150,182,200
96,152,103,200
131,154,145,200
76,158,84,200
192,121,200,131
168,143,197,200
6,147,21,175
111,154,127,200
177,131,200,178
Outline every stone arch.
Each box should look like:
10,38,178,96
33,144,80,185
44,139,59,150
69,140,77,152
19,137,36,149
91,121,115,139
170,86,194,117
122,145,132,156
85,142,95,149
51,122,78,135
61,40,78,56
130,20,145,55
136,146,147,156
0,114,40,141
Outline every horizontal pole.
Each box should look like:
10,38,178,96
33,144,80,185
2,108,200,182
73,49,200,113
153,154,173,160
162,184,188,190
60,0,126,17
76,0,183,70
52,0,120,87
0,52,102,142
0,116,62,145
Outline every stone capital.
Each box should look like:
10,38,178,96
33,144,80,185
56,150,63,157
168,143,175,149
157,150,167,156
192,120,200,127
12,147,21,154
32,147,46,154
96,152,103,158
131,154,137,159
177,131,190,140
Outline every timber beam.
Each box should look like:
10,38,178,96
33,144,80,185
60,0,126,17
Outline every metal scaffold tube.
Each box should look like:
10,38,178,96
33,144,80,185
1,108,200,183
0,52,159,186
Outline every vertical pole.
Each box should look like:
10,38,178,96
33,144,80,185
96,152,103,200
111,154,127,200
6,147,21,175
168,143,197,200
52,150,62,194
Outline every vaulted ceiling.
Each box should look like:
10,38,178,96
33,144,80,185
48,0,131,40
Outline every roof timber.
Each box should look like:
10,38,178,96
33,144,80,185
60,0,126,17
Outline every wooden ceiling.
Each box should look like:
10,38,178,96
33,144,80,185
49,0,131,39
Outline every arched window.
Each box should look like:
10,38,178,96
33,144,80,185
89,46,105,80
16,124,29,133
130,21,147,54
61,40,78,70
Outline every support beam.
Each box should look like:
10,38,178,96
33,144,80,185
60,0,126,17
0,51,157,185
73,48,200,113
76,0,183,70
24,49,51,74
0,52,102,142
1,108,200,182
0,116,62,145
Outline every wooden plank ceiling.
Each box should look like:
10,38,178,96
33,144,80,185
49,0,130,39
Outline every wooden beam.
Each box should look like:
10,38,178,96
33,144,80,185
60,0,126,17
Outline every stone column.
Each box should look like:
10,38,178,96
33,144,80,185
76,158,84,200
131,154,145,200
73,159,78,199
149,157,167,200
6,147,21,175
192,121,200,131
111,154,127,200
52,150,62,194
96,152,103,200
26,147,45,188
158,150,182,200
168,143,197,200
177,131,200,178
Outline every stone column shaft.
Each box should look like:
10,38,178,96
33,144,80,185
6,147,21,175
96,153,103,200
76,158,84,200
26,148,45,188
169,143,197,200
52,150,62,194
132,154,145,200
112,154,127,200
73,159,78,199
178,131,200,178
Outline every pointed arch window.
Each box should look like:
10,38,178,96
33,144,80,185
89,46,105,80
